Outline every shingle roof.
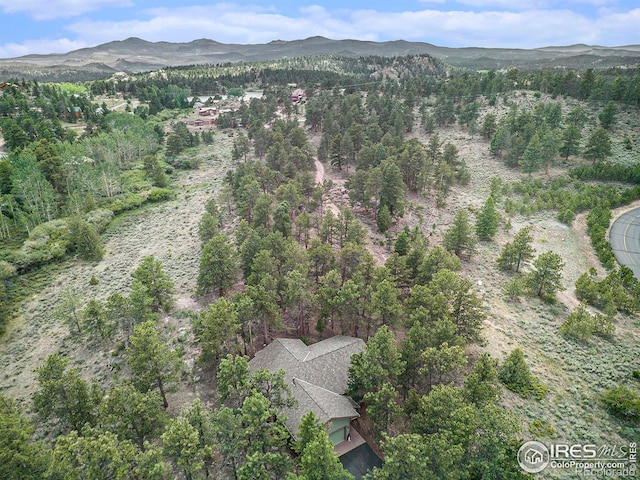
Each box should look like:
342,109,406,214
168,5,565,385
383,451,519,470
249,336,365,436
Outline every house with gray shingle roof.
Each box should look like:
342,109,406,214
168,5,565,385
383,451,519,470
249,335,365,445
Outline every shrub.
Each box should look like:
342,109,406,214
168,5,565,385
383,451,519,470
592,313,615,340
529,419,556,438
560,305,594,342
67,216,104,262
14,219,70,270
560,304,615,342
503,277,525,301
107,193,146,214
601,385,640,422
83,209,114,233
147,188,173,203
499,348,547,400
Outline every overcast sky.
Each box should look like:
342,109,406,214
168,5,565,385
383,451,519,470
0,0,638,58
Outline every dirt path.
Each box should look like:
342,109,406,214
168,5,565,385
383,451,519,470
314,158,341,216
0,138,234,404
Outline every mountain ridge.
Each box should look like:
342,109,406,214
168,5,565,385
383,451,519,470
1,36,639,81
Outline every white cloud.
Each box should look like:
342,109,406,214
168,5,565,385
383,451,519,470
596,8,640,45
0,38,88,58
0,0,132,21
3,3,639,57
66,5,367,45
453,0,550,9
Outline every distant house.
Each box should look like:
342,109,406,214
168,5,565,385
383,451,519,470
249,336,364,445
67,106,83,119
291,88,305,102
198,107,217,116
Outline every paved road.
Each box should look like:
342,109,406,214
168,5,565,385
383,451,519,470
609,206,640,279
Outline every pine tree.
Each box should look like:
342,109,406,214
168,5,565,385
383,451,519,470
32,353,101,431
443,210,477,260
162,417,206,480
498,348,545,399
197,235,238,296
67,216,104,261
377,205,392,233
132,256,175,313
584,127,612,164
379,160,406,216
0,395,50,479
560,124,581,160
198,212,220,244
497,226,534,273
347,326,405,399
526,251,564,299
272,201,292,238
599,100,617,130
296,412,354,480
464,353,500,406
126,320,183,408
475,196,499,240
100,382,167,450
520,133,544,175
194,297,240,364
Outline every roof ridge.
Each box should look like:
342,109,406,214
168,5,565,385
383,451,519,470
294,377,330,418
277,338,309,361
304,337,361,361
295,377,344,397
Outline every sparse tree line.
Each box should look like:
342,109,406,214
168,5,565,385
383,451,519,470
310,91,471,229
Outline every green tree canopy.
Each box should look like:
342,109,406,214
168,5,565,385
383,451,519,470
475,195,499,241
443,210,477,260
32,353,102,431
194,297,241,365
126,320,183,408
197,234,238,296
583,127,612,164
0,395,50,480
132,256,175,313
526,250,564,299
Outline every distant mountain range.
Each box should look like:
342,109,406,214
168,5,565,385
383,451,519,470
1,36,639,81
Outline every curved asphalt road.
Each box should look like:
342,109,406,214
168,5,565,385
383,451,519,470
609,207,640,279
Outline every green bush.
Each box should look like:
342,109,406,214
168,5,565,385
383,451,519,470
83,209,114,233
107,193,146,214
529,419,556,438
575,269,640,315
602,385,640,422
560,304,615,342
499,348,547,400
67,216,104,262
560,305,594,342
12,219,71,270
503,277,525,301
147,188,173,203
